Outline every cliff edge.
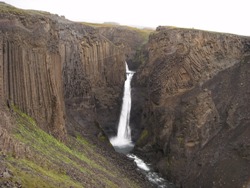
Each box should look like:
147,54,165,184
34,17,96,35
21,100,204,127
133,26,250,187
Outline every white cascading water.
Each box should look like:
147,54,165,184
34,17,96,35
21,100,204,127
110,62,174,188
110,63,135,147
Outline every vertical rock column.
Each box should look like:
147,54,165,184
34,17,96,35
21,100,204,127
1,36,66,141
0,33,3,106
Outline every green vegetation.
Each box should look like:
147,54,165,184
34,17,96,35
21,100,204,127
0,2,50,16
1,107,139,187
80,21,153,44
80,21,118,28
0,2,27,14
136,129,149,145
7,158,82,188
177,136,184,146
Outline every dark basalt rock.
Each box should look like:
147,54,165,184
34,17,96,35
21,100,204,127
133,26,250,187
0,2,126,141
0,3,153,187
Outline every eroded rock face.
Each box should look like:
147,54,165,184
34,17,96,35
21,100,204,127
134,26,250,187
59,23,126,139
0,13,67,141
96,26,152,70
0,3,125,141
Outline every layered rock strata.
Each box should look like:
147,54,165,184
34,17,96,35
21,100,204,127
134,26,250,187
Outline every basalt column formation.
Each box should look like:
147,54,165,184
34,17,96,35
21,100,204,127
0,15,67,140
0,3,125,143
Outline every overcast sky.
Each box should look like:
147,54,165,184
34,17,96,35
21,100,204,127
4,0,250,36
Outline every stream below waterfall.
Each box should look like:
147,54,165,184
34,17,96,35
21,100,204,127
110,63,175,188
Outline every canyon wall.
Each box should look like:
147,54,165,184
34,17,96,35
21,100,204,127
75,23,152,137
0,4,153,187
95,25,152,70
0,3,125,141
0,13,67,140
134,26,250,187
58,23,126,139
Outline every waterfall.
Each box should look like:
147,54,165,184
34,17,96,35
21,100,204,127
110,62,135,148
109,62,174,187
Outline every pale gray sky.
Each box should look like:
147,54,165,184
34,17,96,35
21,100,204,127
4,0,250,36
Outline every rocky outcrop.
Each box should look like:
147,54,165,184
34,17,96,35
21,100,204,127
0,2,126,141
133,26,250,187
73,23,152,137
59,23,126,139
0,108,31,158
0,12,67,140
93,24,152,70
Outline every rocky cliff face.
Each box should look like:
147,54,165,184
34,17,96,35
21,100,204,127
133,26,250,187
75,23,152,137
0,3,126,141
0,3,153,187
58,23,126,139
0,9,67,140
92,24,152,70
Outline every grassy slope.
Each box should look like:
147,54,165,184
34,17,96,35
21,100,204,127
0,2,50,16
0,107,140,188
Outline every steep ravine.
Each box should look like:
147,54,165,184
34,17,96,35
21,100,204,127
2,3,250,188
133,26,250,188
89,24,152,141
0,3,152,187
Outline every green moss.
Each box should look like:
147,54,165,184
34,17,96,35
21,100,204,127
98,135,108,141
0,2,27,15
0,2,50,16
76,133,92,147
7,158,82,188
136,129,149,145
177,136,184,146
80,22,117,28
14,109,101,173
80,21,153,44
8,106,137,187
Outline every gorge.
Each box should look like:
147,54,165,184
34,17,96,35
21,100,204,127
0,2,250,188
109,62,173,187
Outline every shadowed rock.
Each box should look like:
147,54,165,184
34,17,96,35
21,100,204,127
0,2,126,141
133,26,250,188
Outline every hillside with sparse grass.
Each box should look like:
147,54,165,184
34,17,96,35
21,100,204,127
0,105,148,187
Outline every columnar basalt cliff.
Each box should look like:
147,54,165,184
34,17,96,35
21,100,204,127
2,2,250,187
0,14,67,141
77,23,152,137
58,22,126,139
0,3,152,187
0,3,126,140
134,26,250,187
89,24,152,70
